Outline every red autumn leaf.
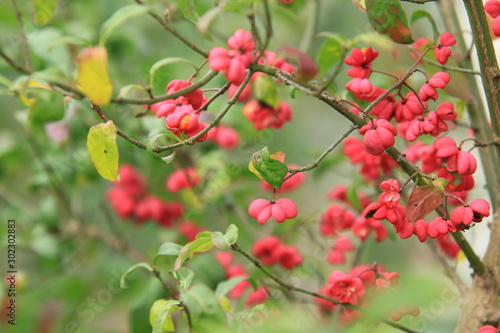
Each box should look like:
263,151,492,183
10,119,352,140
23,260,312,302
278,45,318,82
405,184,444,221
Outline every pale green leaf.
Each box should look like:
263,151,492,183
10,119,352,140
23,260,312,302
173,267,195,291
153,242,183,266
174,237,214,270
180,284,227,333
117,84,148,99
99,4,149,45
150,300,181,333
215,276,248,297
120,263,153,288
149,57,198,90
180,0,199,23
197,6,225,37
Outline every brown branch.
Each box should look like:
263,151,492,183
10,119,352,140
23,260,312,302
91,104,148,150
10,0,32,72
0,47,31,74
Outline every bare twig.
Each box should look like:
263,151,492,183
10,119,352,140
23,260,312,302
10,0,32,72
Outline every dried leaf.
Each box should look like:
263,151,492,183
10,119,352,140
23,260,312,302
406,184,444,221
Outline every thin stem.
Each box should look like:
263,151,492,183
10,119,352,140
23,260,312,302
419,55,481,75
133,0,208,58
248,7,263,53
113,70,218,105
261,0,273,52
152,268,194,333
231,243,423,333
196,81,232,112
91,104,148,150
10,0,32,72
286,125,357,177
0,47,31,74
299,0,319,52
451,231,484,275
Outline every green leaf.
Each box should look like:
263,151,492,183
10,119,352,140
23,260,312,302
150,299,181,333
180,0,199,23
99,4,149,45
317,33,346,75
346,181,363,211
250,147,288,188
33,0,58,24
47,36,90,50
224,224,238,245
161,152,176,164
253,75,280,109
173,267,195,291
211,232,228,250
0,74,13,89
87,121,120,181
149,57,198,91
174,237,214,270
197,6,226,37
410,10,439,41
117,84,148,99
405,183,445,222
366,0,414,44
120,263,153,288
196,231,214,239
212,224,238,249
215,276,248,297
180,284,227,333
217,296,233,314
28,88,65,124
153,242,183,268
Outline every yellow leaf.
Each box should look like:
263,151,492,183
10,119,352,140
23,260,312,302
77,47,113,106
87,121,119,181
248,160,263,179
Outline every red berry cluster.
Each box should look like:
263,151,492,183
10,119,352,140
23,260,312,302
252,236,303,270
166,167,199,193
107,164,183,226
315,265,411,323
344,137,398,181
206,125,239,149
485,0,500,36
242,100,293,130
209,30,296,131
362,178,490,245
248,198,298,224
209,29,256,85
151,80,209,141
478,325,500,333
